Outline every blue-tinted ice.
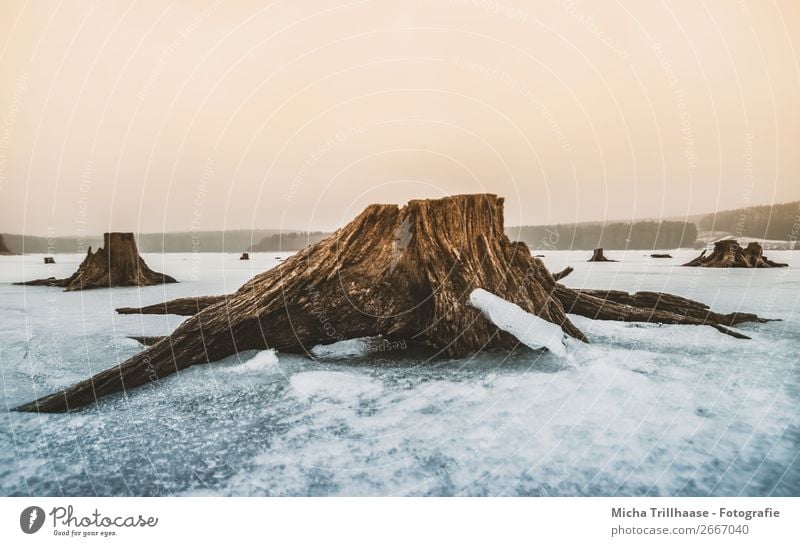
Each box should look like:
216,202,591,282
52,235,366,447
0,250,798,496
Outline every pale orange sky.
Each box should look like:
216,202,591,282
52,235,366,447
0,0,798,236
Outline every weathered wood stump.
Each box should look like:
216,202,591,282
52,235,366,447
240,252,250,260
588,248,616,262
16,195,770,413
683,240,787,268
43,257,56,264
15,233,177,290
650,253,672,258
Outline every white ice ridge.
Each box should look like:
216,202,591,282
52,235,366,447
469,288,568,357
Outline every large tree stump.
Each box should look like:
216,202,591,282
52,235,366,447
15,195,770,413
588,248,616,262
684,240,788,268
15,232,177,291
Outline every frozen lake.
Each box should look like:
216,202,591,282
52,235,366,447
0,250,798,496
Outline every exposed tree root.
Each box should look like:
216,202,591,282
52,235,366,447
117,295,224,316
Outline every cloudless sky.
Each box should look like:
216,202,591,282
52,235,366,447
1,0,798,236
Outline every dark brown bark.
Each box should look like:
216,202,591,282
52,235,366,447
117,295,224,316
15,233,177,290
552,266,574,281
684,240,788,268
588,248,616,262
552,286,768,339
15,195,771,413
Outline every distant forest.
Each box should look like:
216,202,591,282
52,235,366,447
0,230,280,253
248,232,330,251
508,221,698,250
4,201,797,254
697,200,800,240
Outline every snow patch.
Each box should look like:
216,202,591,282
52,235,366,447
469,288,568,357
228,350,279,374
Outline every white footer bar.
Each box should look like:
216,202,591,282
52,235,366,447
2,497,797,545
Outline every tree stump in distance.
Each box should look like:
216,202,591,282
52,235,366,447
15,232,177,290
15,195,771,413
240,252,250,260
588,248,616,262
44,257,56,264
683,240,787,268
650,253,672,258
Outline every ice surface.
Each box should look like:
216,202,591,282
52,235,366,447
0,250,798,496
469,288,568,356
290,371,384,403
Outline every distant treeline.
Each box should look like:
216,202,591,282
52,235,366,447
136,230,281,252
507,221,698,250
0,230,281,253
6,201,797,255
0,233,102,254
697,201,800,240
248,232,330,251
